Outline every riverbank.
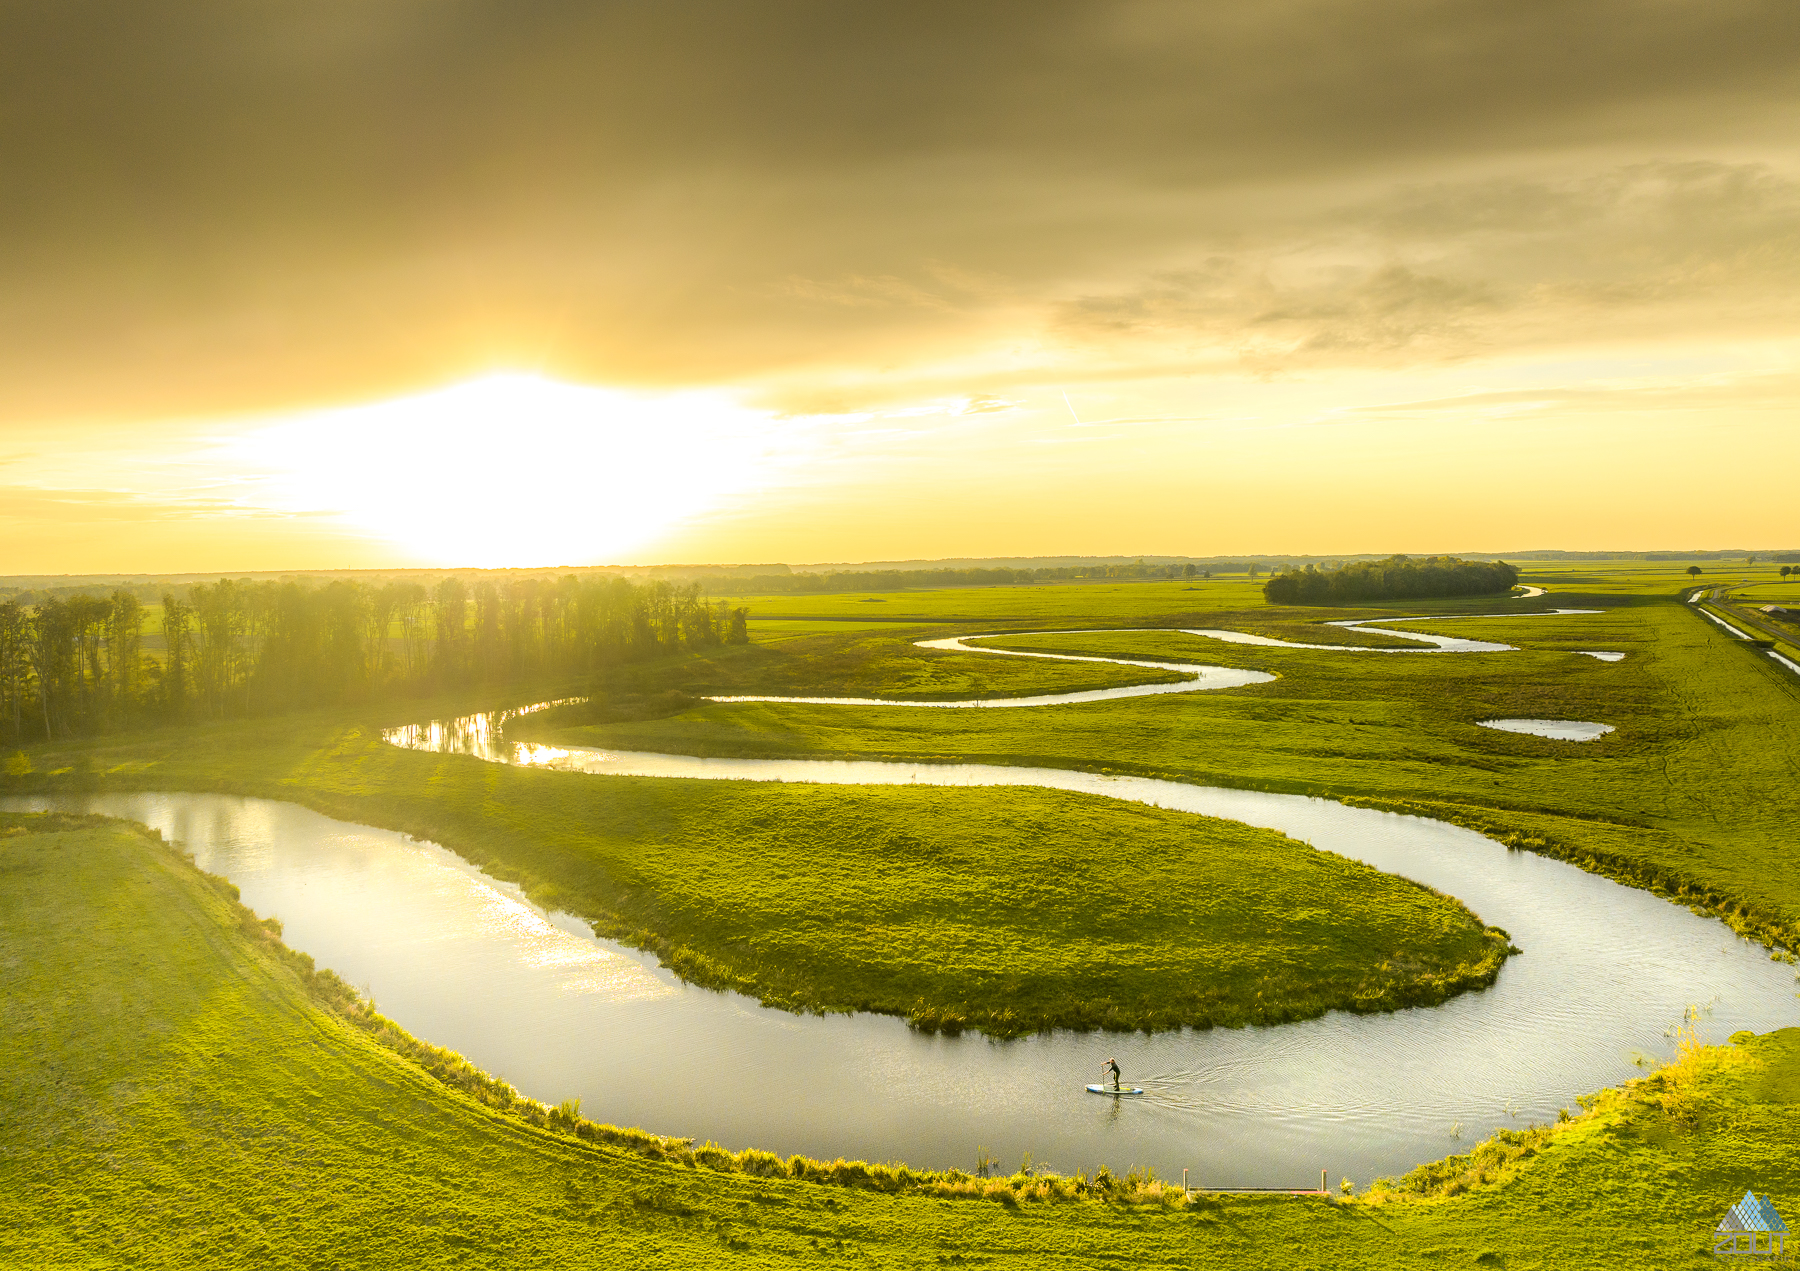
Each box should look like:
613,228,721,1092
0,713,1509,1038
544,588,1800,959
4,810,1794,1269
594,622,1192,704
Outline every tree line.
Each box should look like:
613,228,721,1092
0,576,748,743
1262,556,1519,605
691,561,1248,594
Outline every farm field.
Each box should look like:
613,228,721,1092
4,810,1797,1270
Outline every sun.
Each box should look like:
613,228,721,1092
229,374,786,567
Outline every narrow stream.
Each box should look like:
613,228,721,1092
707,633,1272,708
710,610,1603,709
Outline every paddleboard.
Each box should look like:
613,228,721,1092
1085,1084,1144,1096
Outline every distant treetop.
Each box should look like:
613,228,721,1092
1262,556,1519,606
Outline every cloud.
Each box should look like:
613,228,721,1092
1044,161,1800,375
2,2,1797,422
0,486,301,525
1312,364,1800,424
1059,262,1502,354
778,274,963,311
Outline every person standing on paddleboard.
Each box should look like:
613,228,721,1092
1102,1058,1121,1091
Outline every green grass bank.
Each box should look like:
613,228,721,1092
3,812,1795,1270
541,571,1800,960
0,708,1507,1037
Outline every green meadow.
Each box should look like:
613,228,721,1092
5,811,1797,1270
1702,578,1800,663
638,618,1188,702
717,577,1272,622
0,703,1507,1037
6,557,1800,1266
547,568,1800,955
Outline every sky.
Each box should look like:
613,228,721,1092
3,0,1797,572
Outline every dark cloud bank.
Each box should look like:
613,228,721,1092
3,0,1796,419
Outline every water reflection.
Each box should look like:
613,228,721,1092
1190,610,1603,655
391,698,577,761
688,607,1608,710
1477,719,1615,741
12,783,1792,1190
19,592,1787,1186
706,634,1272,708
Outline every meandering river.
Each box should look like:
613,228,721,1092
706,611,1601,709
11,609,1795,1188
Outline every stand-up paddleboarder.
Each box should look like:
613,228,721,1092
1102,1058,1121,1091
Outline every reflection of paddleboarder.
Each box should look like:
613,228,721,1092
1102,1058,1121,1091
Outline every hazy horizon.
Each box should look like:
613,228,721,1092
2,547,1793,593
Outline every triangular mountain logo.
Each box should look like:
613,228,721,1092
1714,1190,1789,1257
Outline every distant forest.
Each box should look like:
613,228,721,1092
1262,557,1519,605
0,560,1257,612
0,576,747,743
696,561,1237,594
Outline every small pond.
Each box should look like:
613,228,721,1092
1477,719,1615,742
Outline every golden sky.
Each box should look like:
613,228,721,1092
3,1,1797,571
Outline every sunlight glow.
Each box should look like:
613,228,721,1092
228,374,791,567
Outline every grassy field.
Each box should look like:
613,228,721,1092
591,620,1189,702
1703,580,1800,664
13,562,1796,1023
542,570,1800,958
0,707,1508,1037
8,558,1800,1266
717,578,1273,622
4,810,1795,1270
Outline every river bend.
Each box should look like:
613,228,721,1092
13,605,1794,1187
